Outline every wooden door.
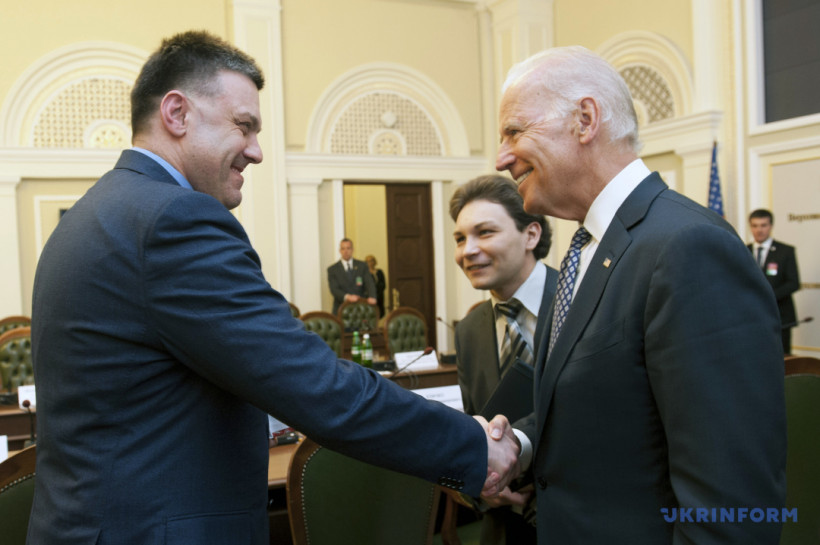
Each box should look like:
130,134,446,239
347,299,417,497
385,184,437,349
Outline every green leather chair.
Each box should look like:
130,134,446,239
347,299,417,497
0,327,33,393
0,445,36,545
287,438,441,545
288,302,301,318
0,316,31,336
781,356,820,544
300,312,344,357
383,307,428,356
337,301,380,332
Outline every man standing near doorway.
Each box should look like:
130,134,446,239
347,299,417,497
748,208,801,354
328,238,377,314
450,174,558,545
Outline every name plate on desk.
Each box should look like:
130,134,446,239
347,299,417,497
394,350,439,372
411,385,464,412
0,435,7,461
17,385,36,409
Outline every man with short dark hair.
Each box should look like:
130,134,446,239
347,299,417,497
327,237,377,315
450,174,557,545
748,208,801,354
489,46,785,544
29,31,520,544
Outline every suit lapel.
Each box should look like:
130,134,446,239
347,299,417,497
478,301,502,382
532,266,559,374
535,174,667,437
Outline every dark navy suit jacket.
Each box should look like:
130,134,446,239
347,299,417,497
518,173,786,544
28,150,487,544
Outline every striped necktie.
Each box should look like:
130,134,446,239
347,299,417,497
496,298,533,373
548,226,592,359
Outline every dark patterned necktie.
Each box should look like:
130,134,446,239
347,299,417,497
548,226,591,359
496,298,533,373
757,247,765,268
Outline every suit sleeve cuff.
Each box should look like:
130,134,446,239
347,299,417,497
513,428,533,471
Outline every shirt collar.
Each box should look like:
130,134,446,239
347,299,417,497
131,147,192,190
754,238,773,251
491,261,547,317
583,158,651,242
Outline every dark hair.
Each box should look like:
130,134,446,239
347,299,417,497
449,174,551,259
749,208,773,224
131,30,265,135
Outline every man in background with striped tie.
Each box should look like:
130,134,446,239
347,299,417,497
450,174,558,545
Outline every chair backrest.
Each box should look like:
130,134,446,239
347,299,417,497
781,356,820,544
383,307,428,356
0,327,33,393
287,438,440,545
0,316,31,336
288,302,301,318
300,312,344,357
0,445,36,545
337,301,380,332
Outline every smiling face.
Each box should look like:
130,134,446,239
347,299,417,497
495,80,586,220
179,70,262,209
454,199,540,301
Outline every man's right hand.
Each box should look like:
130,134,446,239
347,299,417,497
474,415,521,497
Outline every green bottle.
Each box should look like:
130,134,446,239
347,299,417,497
351,330,362,364
361,333,373,368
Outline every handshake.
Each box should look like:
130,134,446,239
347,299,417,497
475,414,523,499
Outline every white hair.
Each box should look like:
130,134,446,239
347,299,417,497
502,46,642,153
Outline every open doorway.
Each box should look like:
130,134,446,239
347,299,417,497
344,182,437,349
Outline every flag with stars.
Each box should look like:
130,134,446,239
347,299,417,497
707,141,724,217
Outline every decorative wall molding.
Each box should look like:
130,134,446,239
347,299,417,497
598,30,694,120
0,41,146,147
305,62,470,156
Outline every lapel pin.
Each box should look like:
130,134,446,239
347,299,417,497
603,258,612,268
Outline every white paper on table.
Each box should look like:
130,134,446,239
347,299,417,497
393,349,439,372
411,384,464,412
17,385,36,409
0,435,8,461
267,414,291,437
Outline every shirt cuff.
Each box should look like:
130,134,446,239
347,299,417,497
513,428,532,471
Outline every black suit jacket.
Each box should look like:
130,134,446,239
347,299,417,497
519,173,786,544
454,265,557,545
327,258,377,314
454,265,558,416
28,150,488,544
747,240,800,326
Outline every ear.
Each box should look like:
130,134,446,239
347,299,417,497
159,90,189,137
576,96,601,144
524,221,542,251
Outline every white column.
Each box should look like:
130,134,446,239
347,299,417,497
288,177,324,312
691,0,725,112
488,0,555,95
0,176,23,316
232,0,291,295
676,143,717,205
